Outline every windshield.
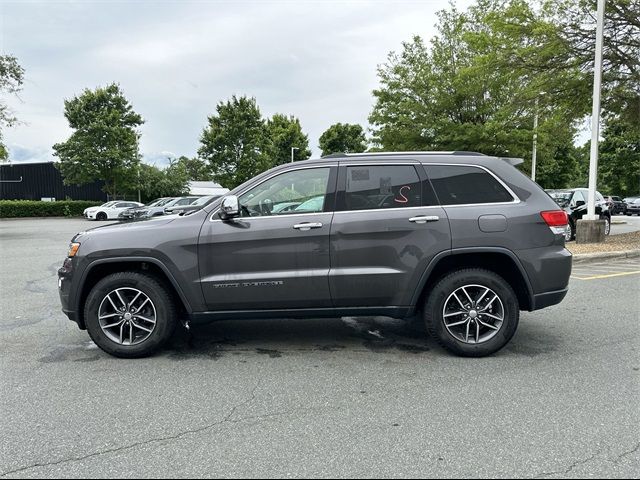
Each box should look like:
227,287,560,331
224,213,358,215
548,191,571,207
146,198,164,207
100,201,117,207
191,195,215,206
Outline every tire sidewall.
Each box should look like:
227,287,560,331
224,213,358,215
84,273,175,358
425,270,519,357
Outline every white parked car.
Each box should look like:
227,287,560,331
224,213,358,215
83,201,144,221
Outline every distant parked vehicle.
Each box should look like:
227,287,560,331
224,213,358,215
119,198,176,221
626,198,640,216
604,196,626,215
84,201,143,221
164,195,222,215
546,188,611,241
161,196,200,215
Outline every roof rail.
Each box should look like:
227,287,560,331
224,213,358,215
321,151,486,158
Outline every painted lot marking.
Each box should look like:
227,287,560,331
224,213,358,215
571,259,640,280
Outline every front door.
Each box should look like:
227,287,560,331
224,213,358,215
198,166,337,311
329,163,451,307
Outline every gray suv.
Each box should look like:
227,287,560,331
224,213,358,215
58,152,572,358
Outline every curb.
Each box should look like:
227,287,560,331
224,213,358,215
572,249,640,264
611,220,627,225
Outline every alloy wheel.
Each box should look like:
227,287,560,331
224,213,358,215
442,284,505,344
98,287,157,345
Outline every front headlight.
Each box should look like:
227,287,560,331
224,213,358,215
67,242,81,258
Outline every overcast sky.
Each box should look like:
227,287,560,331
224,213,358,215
1,0,475,165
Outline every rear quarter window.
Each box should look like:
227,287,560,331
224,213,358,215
424,165,514,205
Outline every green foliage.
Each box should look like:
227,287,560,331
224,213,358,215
53,83,144,196
266,114,311,164
198,96,272,189
0,200,102,218
598,109,640,196
136,160,189,202
368,1,588,188
0,54,25,160
318,123,367,156
174,156,211,181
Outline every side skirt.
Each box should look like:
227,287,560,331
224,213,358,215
187,306,412,324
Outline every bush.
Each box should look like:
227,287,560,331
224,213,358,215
0,200,104,218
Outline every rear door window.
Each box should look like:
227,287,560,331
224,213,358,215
340,165,422,210
424,165,514,205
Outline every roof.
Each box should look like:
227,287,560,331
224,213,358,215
292,151,523,167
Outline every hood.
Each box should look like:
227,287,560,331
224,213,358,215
73,215,177,240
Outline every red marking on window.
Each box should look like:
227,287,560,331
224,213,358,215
395,185,411,204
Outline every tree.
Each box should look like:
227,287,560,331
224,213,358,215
198,96,272,189
174,156,211,181
53,83,144,196
0,55,25,161
548,0,640,102
266,114,311,164
368,1,586,188
597,94,640,196
137,160,189,202
318,123,367,156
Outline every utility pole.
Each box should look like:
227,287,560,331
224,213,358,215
291,147,299,163
576,0,606,243
531,97,539,182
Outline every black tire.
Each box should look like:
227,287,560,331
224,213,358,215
423,269,519,357
565,221,575,242
84,272,177,358
96,212,108,221
603,216,611,236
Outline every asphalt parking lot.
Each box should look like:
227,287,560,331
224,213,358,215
1,218,638,479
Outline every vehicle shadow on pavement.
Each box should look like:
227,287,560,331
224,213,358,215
162,315,563,361
165,316,434,361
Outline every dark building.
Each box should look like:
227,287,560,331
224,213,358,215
0,162,107,201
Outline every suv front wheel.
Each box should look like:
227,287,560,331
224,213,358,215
424,269,519,357
84,272,177,358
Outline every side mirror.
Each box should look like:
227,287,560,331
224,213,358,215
575,200,586,208
219,195,240,220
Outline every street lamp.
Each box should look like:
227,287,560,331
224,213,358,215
291,147,299,163
576,0,606,243
531,91,546,183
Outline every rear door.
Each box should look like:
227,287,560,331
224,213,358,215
329,162,451,307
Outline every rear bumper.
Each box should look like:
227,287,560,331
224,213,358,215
531,288,568,310
516,246,572,311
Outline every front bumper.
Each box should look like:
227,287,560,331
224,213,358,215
58,258,83,328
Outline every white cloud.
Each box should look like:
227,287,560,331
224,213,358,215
2,0,473,163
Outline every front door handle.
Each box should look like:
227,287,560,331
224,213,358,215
409,215,439,224
293,222,323,231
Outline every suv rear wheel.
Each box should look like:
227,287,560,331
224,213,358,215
424,269,519,357
84,272,177,358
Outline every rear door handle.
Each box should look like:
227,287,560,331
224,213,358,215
293,222,323,231
409,215,439,224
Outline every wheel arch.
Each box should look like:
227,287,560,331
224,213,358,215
75,257,192,329
410,248,534,315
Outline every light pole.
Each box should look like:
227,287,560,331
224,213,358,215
290,147,299,163
576,0,606,243
531,92,545,183
585,0,606,221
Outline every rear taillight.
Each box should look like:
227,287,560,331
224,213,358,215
541,210,568,235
